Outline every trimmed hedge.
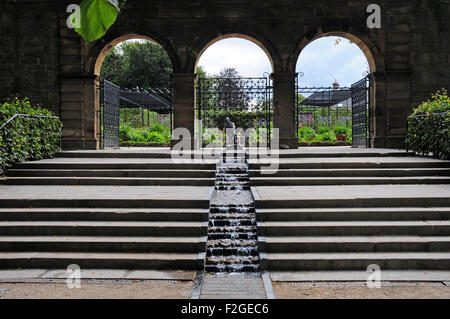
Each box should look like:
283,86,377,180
406,89,450,160
0,98,62,175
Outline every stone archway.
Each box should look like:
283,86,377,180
88,34,176,149
292,30,384,148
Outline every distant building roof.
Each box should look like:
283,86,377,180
300,88,351,108
119,89,171,114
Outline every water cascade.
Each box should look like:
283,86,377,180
205,150,260,272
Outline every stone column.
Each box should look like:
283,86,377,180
60,74,98,150
171,73,197,149
271,72,298,149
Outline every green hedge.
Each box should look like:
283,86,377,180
0,98,62,175
407,89,450,160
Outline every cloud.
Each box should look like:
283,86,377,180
296,36,370,87
197,36,369,87
197,38,272,77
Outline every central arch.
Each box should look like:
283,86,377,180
194,33,277,74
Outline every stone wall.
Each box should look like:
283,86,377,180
0,0,449,149
0,0,60,114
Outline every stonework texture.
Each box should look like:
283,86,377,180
0,0,449,149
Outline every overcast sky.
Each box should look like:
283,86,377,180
197,36,370,87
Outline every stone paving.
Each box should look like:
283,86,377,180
199,273,267,299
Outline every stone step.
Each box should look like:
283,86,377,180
209,219,255,227
249,168,450,178
266,151,412,159
209,225,257,233
6,169,215,178
254,197,450,209
57,151,173,159
262,252,450,270
255,207,450,221
260,236,450,252
207,246,259,256
250,161,450,170
269,270,450,282
0,208,209,222
207,239,257,248
0,236,207,253
258,221,450,236
0,198,210,209
251,176,450,186
210,213,255,220
204,264,260,273
208,232,257,240
55,150,409,159
0,177,214,186
0,252,204,270
0,221,208,236
206,255,260,265
14,162,216,170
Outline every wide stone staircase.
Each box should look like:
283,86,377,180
0,150,212,270
0,147,449,278
250,149,450,274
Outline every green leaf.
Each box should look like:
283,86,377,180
71,0,120,43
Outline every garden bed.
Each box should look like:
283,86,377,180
120,141,170,147
298,141,351,147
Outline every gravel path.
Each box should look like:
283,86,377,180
0,281,193,299
273,282,450,299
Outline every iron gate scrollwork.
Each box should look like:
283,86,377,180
196,76,273,147
351,76,370,148
101,79,120,149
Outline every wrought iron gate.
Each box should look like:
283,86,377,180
196,76,273,147
351,76,370,148
100,79,120,149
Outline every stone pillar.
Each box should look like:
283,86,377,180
271,72,298,149
60,74,98,150
171,73,196,149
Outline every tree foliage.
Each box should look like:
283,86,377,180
100,40,172,89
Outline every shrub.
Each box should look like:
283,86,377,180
0,97,62,175
317,126,332,134
407,89,449,160
298,126,316,142
146,132,165,144
119,122,171,144
333,125,348,135
314,131,336,142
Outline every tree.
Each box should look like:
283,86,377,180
100,40,172,89
215,68,251,111
196,66,207,78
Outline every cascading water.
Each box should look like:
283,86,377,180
205,149,260,273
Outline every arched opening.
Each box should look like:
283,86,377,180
194,34,275,75
295,33,375,148
94,35,174,149
195,35,274,147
